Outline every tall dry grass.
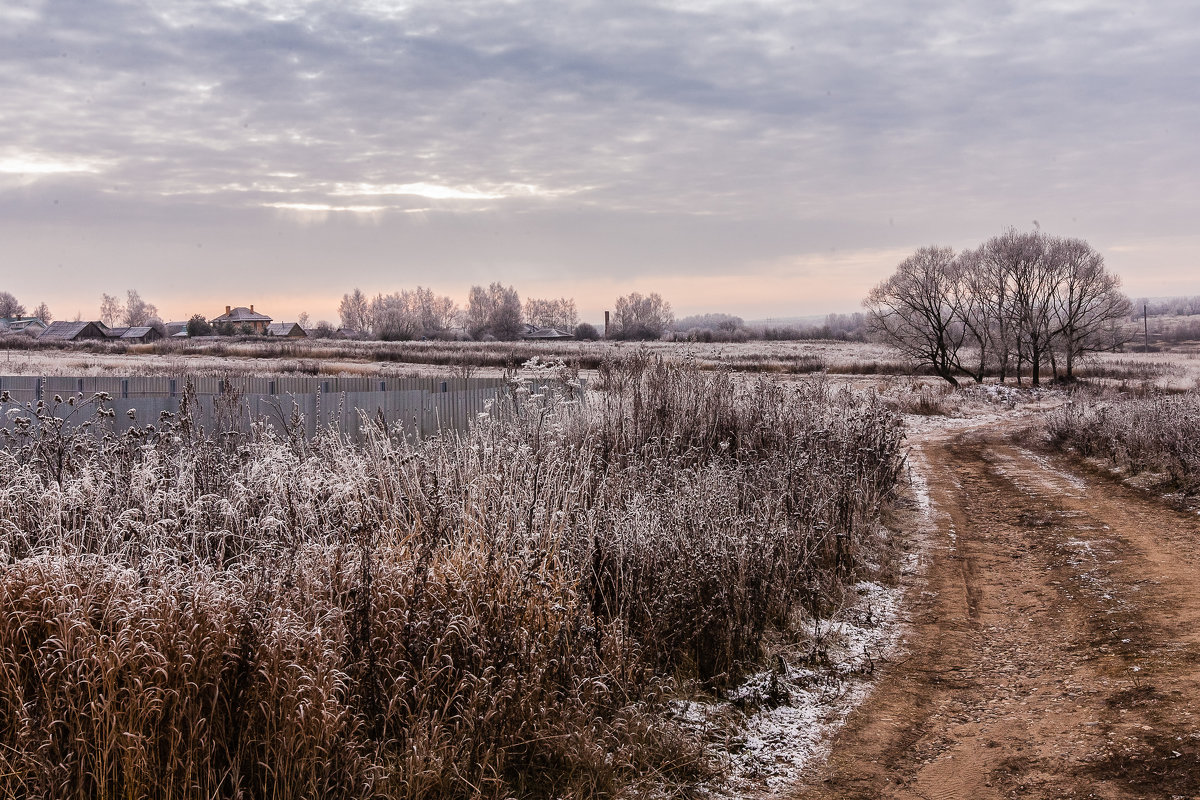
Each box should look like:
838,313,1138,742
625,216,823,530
1047,391,1200,493
0,355,904,798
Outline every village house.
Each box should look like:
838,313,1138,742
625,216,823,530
0,316,48,336
210,305,272,334
37,320,111,342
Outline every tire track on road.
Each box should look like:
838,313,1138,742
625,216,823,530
793,424,1200,799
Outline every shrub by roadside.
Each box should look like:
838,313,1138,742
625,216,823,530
1046,391,1200,495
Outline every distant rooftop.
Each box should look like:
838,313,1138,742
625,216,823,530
212,305,272,324
38,320,109,341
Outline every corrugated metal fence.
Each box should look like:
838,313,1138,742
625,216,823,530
0,374,570,440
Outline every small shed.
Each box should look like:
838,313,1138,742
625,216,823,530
118,326,163,343
266,322,307,337
38,321,110,342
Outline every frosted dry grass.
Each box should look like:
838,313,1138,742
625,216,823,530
1082,348,1200,391
1047,390,1200,495
0,356,905,799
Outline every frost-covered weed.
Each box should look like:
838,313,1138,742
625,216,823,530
1047,391,1200,493
0,357,904,799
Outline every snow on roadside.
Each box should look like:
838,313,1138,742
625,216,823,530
664,422,946,797
669,579,912,797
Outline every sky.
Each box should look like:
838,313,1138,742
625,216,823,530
2,0,1198,325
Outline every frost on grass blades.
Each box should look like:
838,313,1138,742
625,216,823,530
0,354,905,799
671,579,909,796
1047,390,1200,496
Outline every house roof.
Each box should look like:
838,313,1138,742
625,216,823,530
105,326,130,338
212,306,272,323
266,322,305,336
520,325,574,340
38,321,108,341
120,326,158,339
0,317,47,332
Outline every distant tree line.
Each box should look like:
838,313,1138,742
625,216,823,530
1133,295,1200,318
333,285,672,342
670,312,869,343
864,229,1132,386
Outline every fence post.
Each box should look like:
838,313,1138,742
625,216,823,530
169,378,176,397
121,379,129,399
440,380,448,394
35,377,43,403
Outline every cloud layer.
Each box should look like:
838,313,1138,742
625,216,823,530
2,0,1198,320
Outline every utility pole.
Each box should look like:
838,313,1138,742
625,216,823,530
1144,304,1149,352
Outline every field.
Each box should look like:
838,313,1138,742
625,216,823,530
0,348,908,798
0,337,912,381
5,333,1198,388
2,338,1199,799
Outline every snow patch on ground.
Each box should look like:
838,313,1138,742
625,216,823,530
672,579,912,798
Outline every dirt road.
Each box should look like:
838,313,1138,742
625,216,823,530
794,421,1200,799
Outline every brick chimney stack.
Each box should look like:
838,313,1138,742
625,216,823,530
225,305,231,315
250,304,254,312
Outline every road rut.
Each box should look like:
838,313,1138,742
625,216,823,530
794,423,1200,799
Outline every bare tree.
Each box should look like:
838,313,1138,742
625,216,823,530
864,246,967,386
956,246,1009,382
611,292,673,340
32,302,52,324
412,286,459,337
0,292,25,319
466,283,522,340
99,293,123,328
371,291,420,340
122,290,159,327
1048,237,1132,379
338,289,371,333
297,311,310,329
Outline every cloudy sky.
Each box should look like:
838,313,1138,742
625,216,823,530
2,0,1198,324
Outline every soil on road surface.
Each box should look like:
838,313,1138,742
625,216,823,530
794,421,1200,800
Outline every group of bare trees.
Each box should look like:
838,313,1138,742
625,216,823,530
100,290,160,328
336,287,458,340
465,283,523,340
0,292,52,324
523,296,578,332
865,229,1131,386
337,283,671,342
610,292,674,340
